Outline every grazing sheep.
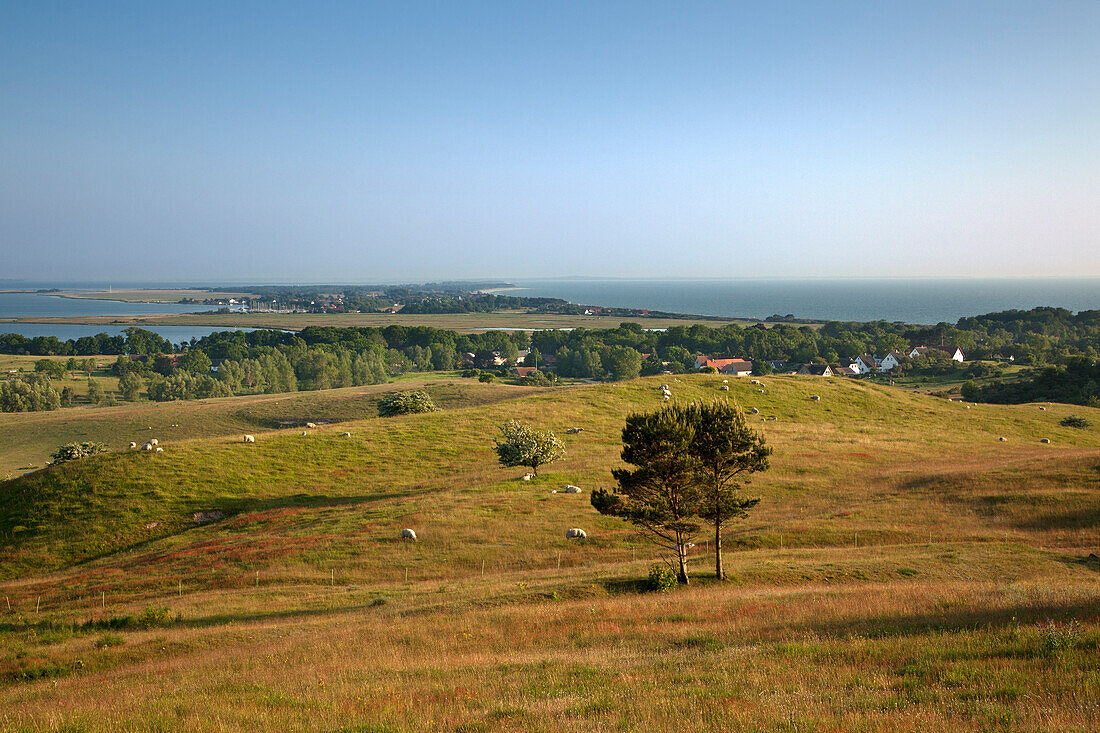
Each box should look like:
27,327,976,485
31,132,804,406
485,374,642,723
662,394,671,401
401,528,417,540
521,473,534,482
128,442,137,449
809,395,821,401
723,379,729,384
659,384,669,390
757,389,765,393
243,435,256,443
564,485,582,494
301,431,308,436
1040,438,1051,444
719,385,729,391
341,432,351,437
566,427,584,434
1039,406,1046,411
999,437,1007,442
566,528,587,539
149,438,158,446
551,489,558,493
142,442,154,451
155,447,164,453
750,407,759,414
306,422,317,428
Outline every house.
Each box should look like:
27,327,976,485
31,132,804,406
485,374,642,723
833,365,858,376
694,356,753,375
908,345,965,363
879,351,907,371
516,350,530,365
854,354,879,374
718,359,754,376
514,366,539,378
797,364,833,376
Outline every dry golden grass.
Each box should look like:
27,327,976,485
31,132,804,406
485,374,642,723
1,374,1099,731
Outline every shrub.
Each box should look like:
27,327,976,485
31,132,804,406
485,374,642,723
93,633,125,649
478,373,496,383
377,390,438,417
646,564,678,593
461,368,481,378
50,442,108,465
1037,618,1081,654
1060,415,1091,429
136,606,173,629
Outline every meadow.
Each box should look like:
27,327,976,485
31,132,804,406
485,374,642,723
0,374,1098,731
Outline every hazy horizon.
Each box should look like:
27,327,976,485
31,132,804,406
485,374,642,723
3,2,1098,282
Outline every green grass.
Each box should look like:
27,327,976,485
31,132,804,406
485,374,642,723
0,375,544,478
1,373,1099,730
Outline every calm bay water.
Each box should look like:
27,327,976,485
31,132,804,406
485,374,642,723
0,292,234,344
508,278,1100,324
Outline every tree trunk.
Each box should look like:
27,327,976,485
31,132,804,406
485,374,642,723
677,542,690,585
715,523,724,580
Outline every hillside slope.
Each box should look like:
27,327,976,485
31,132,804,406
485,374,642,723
1,374,1098,731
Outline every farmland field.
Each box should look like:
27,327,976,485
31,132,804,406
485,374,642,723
6,310,759,334
1,374,1099,731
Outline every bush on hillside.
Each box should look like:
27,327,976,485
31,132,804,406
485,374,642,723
1060,415,1091,429
377,390,438,417
50,442,108,465
646,564,678,593
492,420,564,476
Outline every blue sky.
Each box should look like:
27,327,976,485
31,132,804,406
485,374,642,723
1,1,1097,283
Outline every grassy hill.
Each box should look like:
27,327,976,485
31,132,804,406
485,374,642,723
0,376,540,478
1,374,1098,731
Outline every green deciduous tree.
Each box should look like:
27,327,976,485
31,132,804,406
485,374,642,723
86,378,104,404
118,370,144,401
492,420,564,476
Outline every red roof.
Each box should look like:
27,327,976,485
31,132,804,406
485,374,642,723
699,357,740,369
514,366,539,377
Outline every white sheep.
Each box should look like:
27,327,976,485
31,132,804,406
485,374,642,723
142,442,154,451
341,432,351,437
243,435,256,443
566,528,587,539
662,394,671,401
306,422,317,428
750,407,760,414
564,485,582,494
128,442,137,449
149,438,158,446
401,528,418,540
154,446,164,453
719,385,729,391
